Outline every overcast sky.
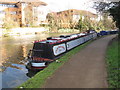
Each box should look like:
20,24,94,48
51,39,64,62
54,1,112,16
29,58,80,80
41,0,97,13
41,0,120,14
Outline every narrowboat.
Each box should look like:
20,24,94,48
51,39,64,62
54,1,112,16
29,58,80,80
26,30,97,71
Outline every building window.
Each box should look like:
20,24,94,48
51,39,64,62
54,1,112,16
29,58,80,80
0,4,16,8
10,11,17,15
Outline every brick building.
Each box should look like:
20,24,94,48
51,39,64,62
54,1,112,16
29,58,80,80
47,9,98,28
0,0,47,27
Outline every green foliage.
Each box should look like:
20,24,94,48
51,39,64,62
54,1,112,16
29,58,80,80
93,2,112,14
106,38,119,88
47,13,59,32
93,1,119,30
75,16,94,32
2,17,19,29
102,13,116,30
109,2,120,29
17,40,92,88
75,17,85,32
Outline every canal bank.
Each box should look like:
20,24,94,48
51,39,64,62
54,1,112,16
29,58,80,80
0,27,79,38
18,39,93,88
18,35,117,88
43,35,117,88
0,27,49,37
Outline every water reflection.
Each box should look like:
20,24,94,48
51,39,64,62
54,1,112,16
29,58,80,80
0,48,7,68
1,44,29,72
1,33,73,88
21,45,27,58
2,66,29,88
1,42,32,88
26,70,40,78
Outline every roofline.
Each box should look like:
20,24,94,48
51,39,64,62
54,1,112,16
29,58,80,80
0,0,47,5
48,9,98,18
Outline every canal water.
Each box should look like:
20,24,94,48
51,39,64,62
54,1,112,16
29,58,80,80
1,33,72,88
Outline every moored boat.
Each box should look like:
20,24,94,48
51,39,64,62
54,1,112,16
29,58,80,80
26,30,97,71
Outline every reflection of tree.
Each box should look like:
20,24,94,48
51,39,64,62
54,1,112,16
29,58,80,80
1,63,22,72
1,44,28,72
0,47,7,67
26,70,39,78
21,45,27,58
0,66,5,72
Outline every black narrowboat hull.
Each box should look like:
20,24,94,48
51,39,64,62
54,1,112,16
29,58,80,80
26,31,97,71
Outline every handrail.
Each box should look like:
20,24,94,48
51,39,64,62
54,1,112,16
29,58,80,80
31,49,43,52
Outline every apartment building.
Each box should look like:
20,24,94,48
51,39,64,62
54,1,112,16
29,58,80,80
0,0,47,27
47,9,98,28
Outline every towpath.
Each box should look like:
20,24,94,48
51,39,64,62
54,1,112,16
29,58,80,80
43,35,117,88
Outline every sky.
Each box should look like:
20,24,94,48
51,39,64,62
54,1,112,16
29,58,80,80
41,0,97,14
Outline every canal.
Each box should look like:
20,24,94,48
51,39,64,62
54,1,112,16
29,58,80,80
1,33,72,88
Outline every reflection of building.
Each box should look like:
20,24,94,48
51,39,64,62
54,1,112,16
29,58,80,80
21,45,27,57
0,0,47,27
0,47,7,67
47,9,98,28
0,44,28,72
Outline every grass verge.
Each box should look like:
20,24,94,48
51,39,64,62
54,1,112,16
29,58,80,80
106,37,120,88
17,40,93,88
